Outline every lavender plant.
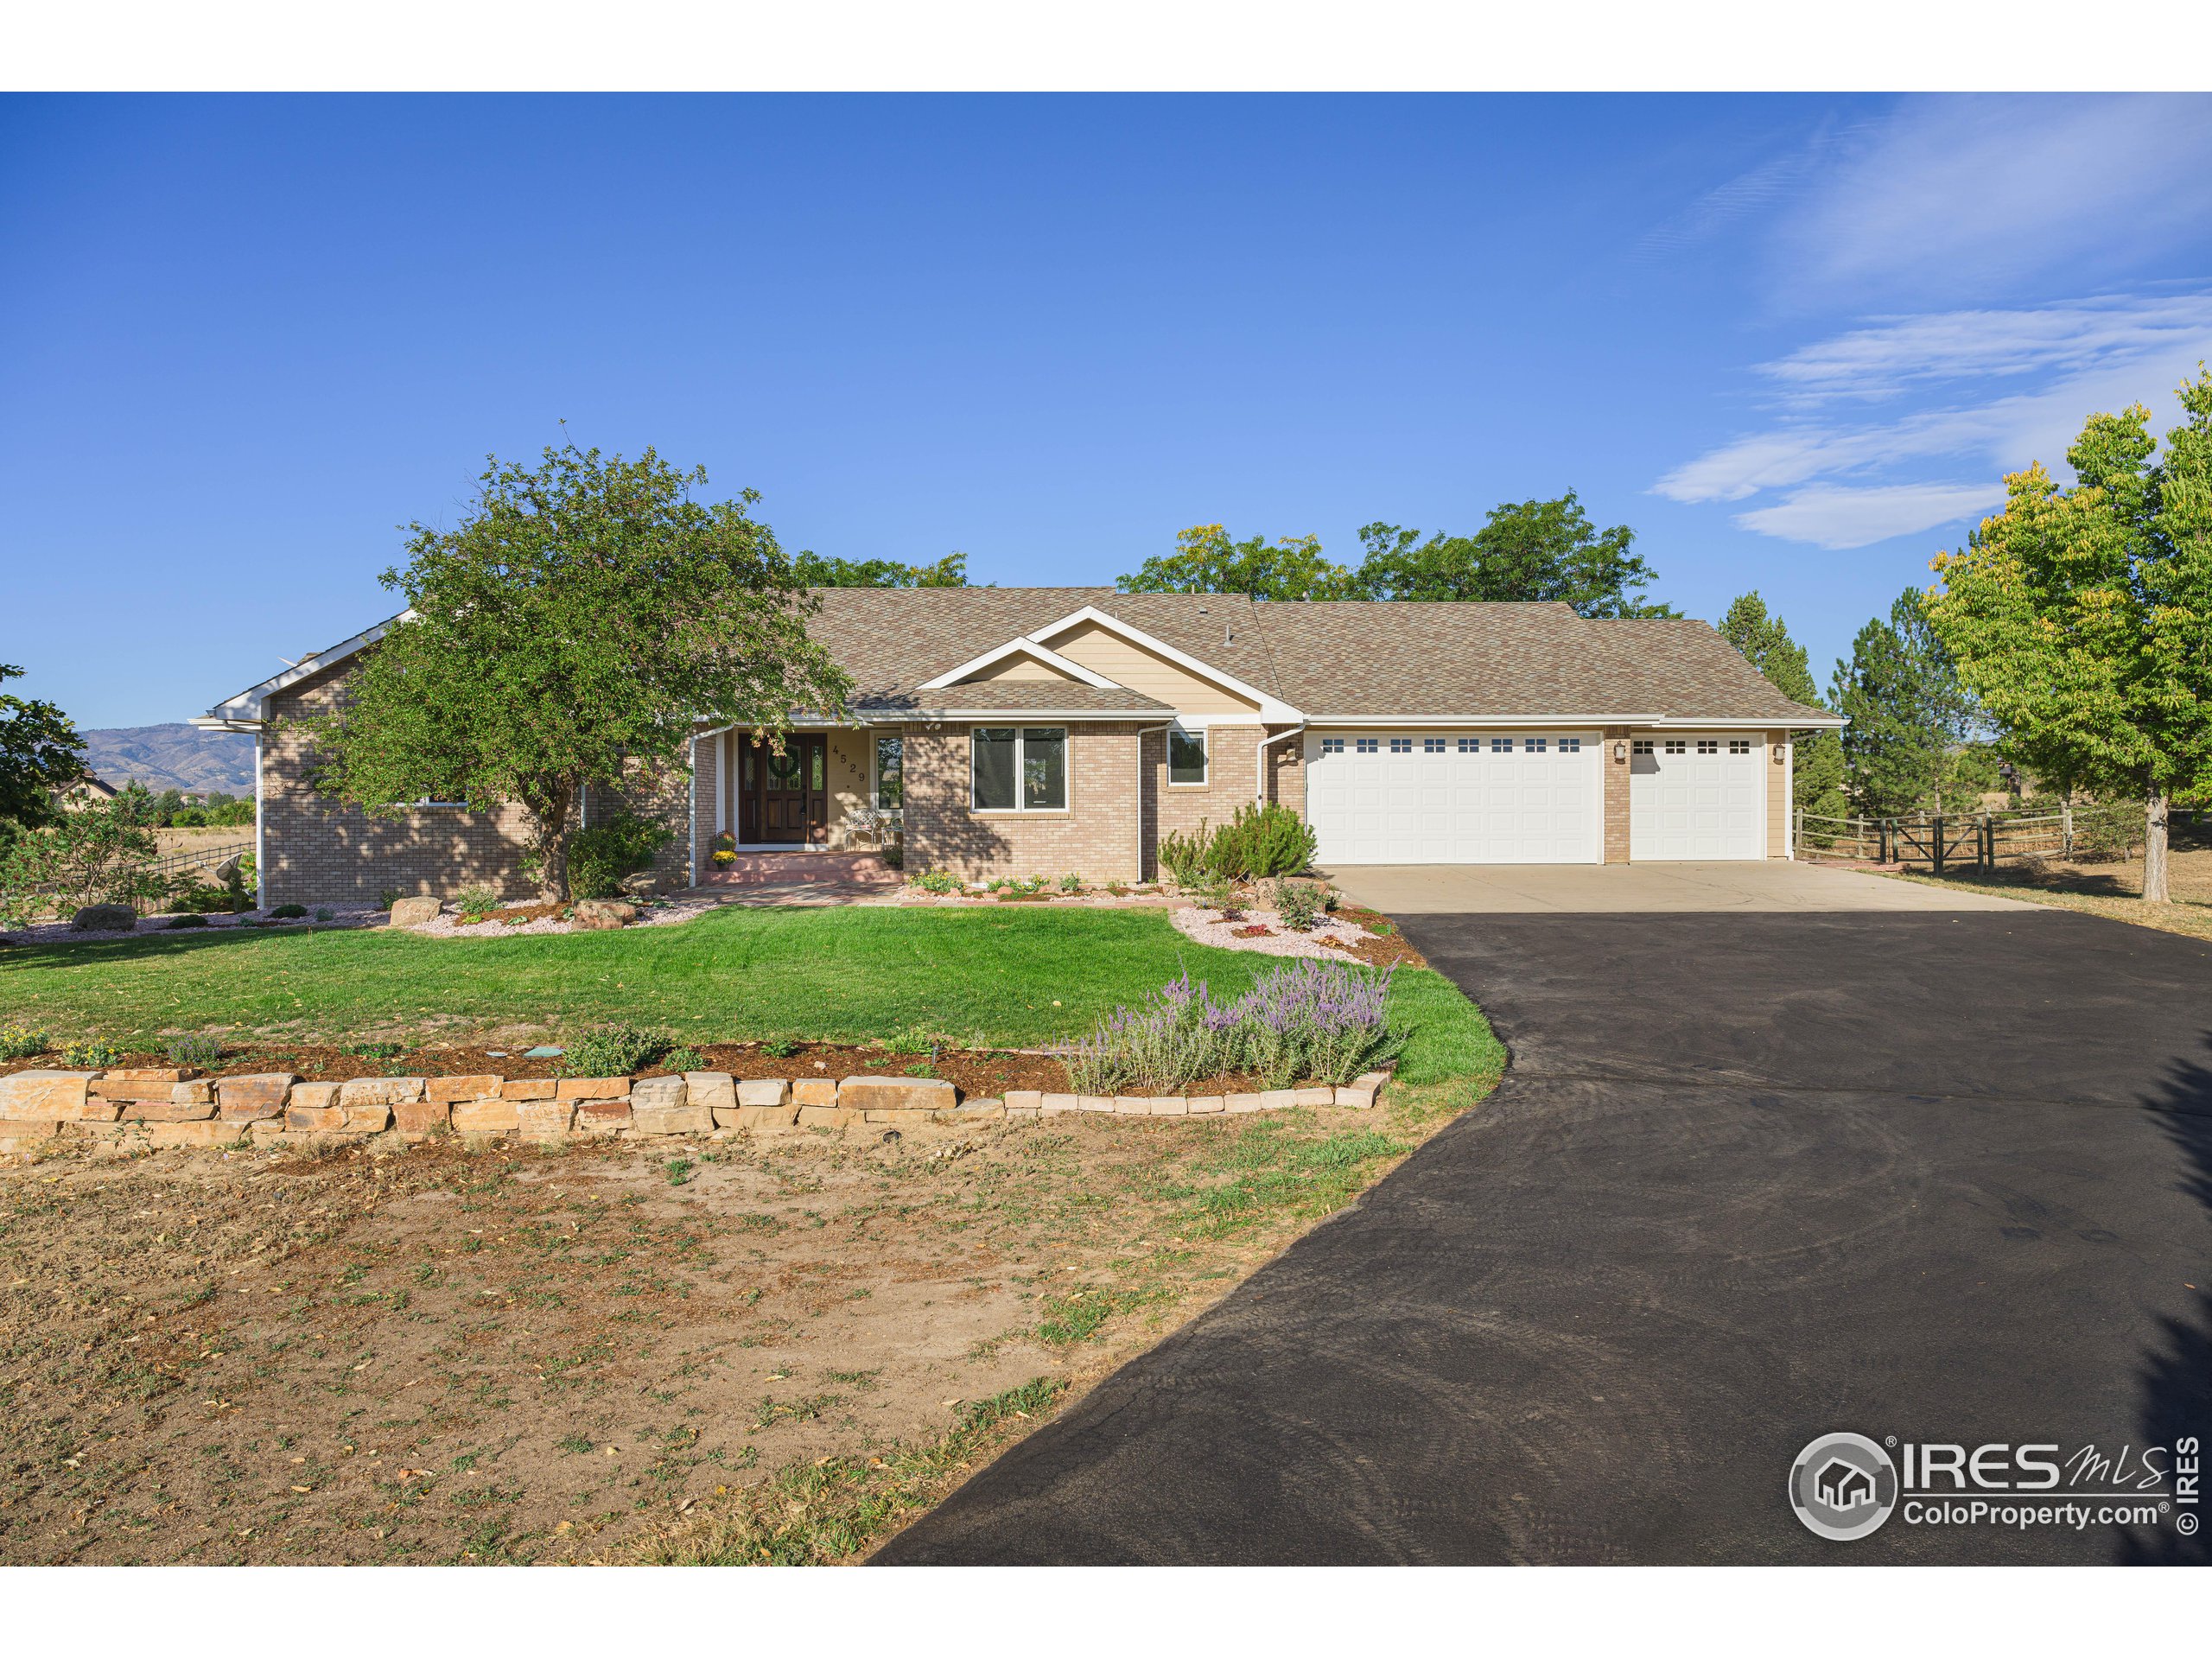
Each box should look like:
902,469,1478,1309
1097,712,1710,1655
1064,959,1402,1095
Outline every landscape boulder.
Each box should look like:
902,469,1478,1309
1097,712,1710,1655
388,896,441,927
572,899,637,931
69,904,137,931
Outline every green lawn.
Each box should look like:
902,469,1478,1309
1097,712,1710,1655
0,906,1499,1084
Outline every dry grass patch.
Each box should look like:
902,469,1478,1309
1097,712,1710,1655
1885,841,2212,944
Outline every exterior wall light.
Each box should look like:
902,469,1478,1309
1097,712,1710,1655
1612,740,1628,761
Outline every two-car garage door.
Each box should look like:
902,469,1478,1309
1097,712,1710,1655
1305,728,1770,864
1305,730,1600,865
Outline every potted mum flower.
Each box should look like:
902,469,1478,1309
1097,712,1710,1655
711,832,737,868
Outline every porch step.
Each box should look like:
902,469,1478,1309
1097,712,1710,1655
705,852,903,887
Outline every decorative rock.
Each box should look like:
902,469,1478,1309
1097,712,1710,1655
1148,1097,1189,1116
118,1096,216,1122
1005,1090,1043,1115
1259,1090,1300,1112
575,1099,632,1136
791,1077,840,1107
340,1076,425,1106
632,1101,712,1136
427,1074,503,1103
289,1081,343,1110
388,896,441,926
499,1077,557,1100
1113,1096,1154,1116
451,1099,521,1134
70,904,137,931
340,1104,393,1134
0,1119,62,1145
1333,1083,1376,1109
1040,1093,1079,1116
795,1104,855,1129
838,1077,957,1115
249,1120,289,1146
517,1098,574,1140
0,1071,98,1119
285,1084,346,1130
557,1075,632,1101
217,1073,296,1122
684,1071,737,1116
956,1098,1006,1120
93,1068,188,1100
1224,1092,1266,1114
1077,1096,1116,1114
1354,1070,1391,1103
863,1109,943,1128
629,1076,687,1110
149,1120,239,1149
392,1098,452,1135
1293,1086,1336,1109
571,899,637,931
731,1104,798,1131
172,1080,217,1107
735,1077,791,1109
1187,1096,1225,1116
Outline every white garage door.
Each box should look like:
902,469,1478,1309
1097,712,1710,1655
1629,734,1765,860
1306,730,1600,865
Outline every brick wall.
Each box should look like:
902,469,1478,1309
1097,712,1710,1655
1603,725,1630,863
1264,726,1306,816
1147,723,1262,877
259,659,690,907
899,721,1146,881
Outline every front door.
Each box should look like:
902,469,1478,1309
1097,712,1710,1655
752,734,829,844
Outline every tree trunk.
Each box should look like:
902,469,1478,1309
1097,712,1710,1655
2142,790,2170,905
521,784,575,901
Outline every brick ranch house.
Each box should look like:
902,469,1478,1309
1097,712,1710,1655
195,587,1841,908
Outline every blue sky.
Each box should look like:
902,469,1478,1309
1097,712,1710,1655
5,92,2211,730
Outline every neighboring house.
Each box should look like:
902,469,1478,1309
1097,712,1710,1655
57,777,119,810
195,587,1840,906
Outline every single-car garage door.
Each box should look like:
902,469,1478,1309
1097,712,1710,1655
1306,730,1600,865
1629,734,1764,860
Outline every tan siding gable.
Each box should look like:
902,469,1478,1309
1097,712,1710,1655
960,650,1080,683
1048,620,1259,715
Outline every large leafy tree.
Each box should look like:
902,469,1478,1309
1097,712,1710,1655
793,550,969,588
1719,592,1844,818
1829,588,1985,819
1353,493,1676,617
310,442,853,899
1925,371,2212,903
1118,524,1354,601
0,664,89,838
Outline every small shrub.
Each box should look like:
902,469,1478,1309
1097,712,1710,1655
880,843,904,870
662,1046,705,1073
315,907,334,922
270,903,308,919
1058,871,1083,893
886,1024,938,1058
61,1038,128,1070
165,913,209,929
167,1034,224,1068
346,1040,404,1060
1273,880,1324,931
760,1035,798,1058
565,1021,665,1077
0,1025,48,1063
378,889,400,911
452,884,502,918
664,1158,696,1187
569,812,673,900
911,868,963,896
1156,825,1210,887
173,882,242,913
1209,801,1317,880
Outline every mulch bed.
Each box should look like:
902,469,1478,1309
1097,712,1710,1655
1329,905,1429,970
0,1039,1287,1101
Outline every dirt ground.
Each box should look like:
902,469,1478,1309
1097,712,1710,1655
0,1077,1486,1565
1891,842,2212,943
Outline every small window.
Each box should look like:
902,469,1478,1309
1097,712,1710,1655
1697,739,1719,755
1168,726,1208,785
1729,739,1752,755
1527,737,1548,753
1356,737,1378,753
1491,737,1513,753
1458,737,1479,753
972,728,1017,810
1321,736,1345,754
1664,740,1687,755
874,734,904,809
1423,737,1446,753
1389,737,1413,753
974,727,1066,810
1023,727,1066,809
1560,737,1581,753
1631,740,1653,755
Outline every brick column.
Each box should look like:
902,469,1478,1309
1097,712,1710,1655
1603,726,1631,863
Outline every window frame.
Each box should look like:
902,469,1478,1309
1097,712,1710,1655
970,725,1071,813
1166,724,1209,787
874,734,905,810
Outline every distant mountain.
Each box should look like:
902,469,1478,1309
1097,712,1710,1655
78,724,257,795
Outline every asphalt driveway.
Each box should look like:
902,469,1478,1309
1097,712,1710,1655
878,896,2212,1565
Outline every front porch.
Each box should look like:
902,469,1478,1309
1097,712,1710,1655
692,723,902,882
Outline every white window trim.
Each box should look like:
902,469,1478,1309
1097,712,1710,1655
1027,603,1302,721
969,725,1072,814
920,636,1121,690
1166,723,1210,787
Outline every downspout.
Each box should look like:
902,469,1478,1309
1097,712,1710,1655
253,731,266,909
1255,722,1306,804
1134,721,1174,882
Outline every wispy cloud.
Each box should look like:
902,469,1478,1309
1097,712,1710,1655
1766,96,2212,305
1732,483,2007,552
